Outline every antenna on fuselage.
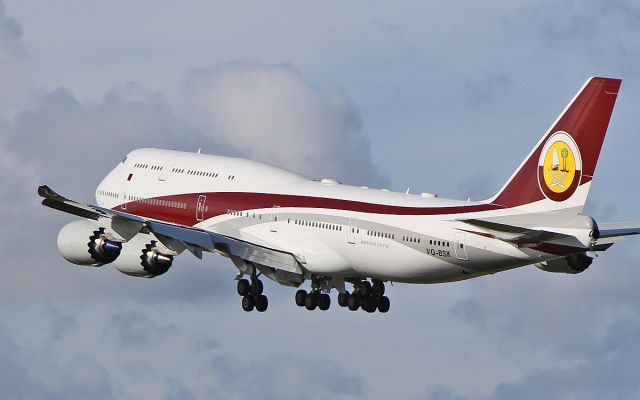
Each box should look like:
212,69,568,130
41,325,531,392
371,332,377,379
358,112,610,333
406,188,410,194
197,148,201,154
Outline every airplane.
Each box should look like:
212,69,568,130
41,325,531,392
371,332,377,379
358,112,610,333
39,77,640,313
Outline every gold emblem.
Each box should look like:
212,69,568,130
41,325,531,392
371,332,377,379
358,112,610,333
542,141,575,193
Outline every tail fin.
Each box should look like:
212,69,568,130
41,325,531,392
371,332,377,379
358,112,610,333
489,77,621,213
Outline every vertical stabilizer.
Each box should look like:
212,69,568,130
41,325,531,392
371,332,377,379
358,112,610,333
489,77,621,213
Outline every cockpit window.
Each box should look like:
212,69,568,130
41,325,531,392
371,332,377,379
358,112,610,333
121,156,128,164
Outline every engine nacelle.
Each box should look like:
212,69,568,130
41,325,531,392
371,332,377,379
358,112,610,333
536,253,593,274
112,233,174,278
57,220,122,266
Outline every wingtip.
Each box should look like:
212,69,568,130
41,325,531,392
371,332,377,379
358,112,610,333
37,185,51,198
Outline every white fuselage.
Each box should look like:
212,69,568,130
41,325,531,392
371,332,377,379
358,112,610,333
95,148,572,284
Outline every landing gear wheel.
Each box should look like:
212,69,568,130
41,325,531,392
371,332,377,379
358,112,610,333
256,294,268,312
363,297,377,313
242,295,255,312
305,293,317,310
338,291,350,307
253,279,264,295
237,279,251,296
372,280,385,297
360,281,372,296
295,289,307,307
319,293,331,310
347,295,360,311
378,296,390,313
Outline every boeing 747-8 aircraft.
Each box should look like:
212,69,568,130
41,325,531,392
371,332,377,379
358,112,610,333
40,77,640,313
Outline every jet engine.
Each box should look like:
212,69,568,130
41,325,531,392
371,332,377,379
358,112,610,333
57,219,122,266
113,233,174,278
535,253,593,274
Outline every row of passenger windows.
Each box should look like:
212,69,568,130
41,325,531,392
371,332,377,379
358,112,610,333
134,163,162,170
98,190,118,199
133,161,238,181
368,230,394,240
222,209,450,247
172,168,236,180
402,236,421,243
228,209,262,219
130,195,187,209
292,219,343,231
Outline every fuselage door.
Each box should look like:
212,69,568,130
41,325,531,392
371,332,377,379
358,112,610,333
121,175,129,210
347,218,359,244
454,232,469,260
196,195,207,222
158,157,176,181
270,206,280,232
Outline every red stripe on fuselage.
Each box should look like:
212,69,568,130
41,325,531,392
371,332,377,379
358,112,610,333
116,192,504,226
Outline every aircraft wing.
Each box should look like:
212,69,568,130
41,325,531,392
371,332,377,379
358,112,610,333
38,185,303,275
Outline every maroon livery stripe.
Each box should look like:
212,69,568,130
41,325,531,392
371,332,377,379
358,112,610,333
117,192,504,226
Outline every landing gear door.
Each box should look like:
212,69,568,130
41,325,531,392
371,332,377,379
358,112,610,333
454,232,469,260
347,218,358,244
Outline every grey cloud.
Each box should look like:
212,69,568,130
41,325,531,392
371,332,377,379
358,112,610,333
110,311,179,349
450,241,640,399
499,0,640,75
490,317,640,400
164,378,197,400
210,353,367,400
0,324,114,399
421,385,468,400
0,1,32,117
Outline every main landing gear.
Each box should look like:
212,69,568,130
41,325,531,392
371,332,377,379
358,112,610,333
294,278,390,313
338,279,390,313
236,267,268,312
295,277,331,311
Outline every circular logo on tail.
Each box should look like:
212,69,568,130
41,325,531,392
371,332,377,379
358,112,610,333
538,132,582,201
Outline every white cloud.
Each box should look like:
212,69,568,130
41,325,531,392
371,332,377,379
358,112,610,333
182,62,388,186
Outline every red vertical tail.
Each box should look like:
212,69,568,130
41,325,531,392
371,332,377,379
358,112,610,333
490,77,621,213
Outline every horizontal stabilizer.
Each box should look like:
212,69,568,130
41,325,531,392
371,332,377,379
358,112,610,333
598,222,640,238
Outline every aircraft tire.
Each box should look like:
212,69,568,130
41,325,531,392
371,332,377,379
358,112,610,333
372,280,385,297
360,281,372,296
347,295,360,311
256,295,268,312
338,291,350,307
378,296,390,313
319,293,331,310
242,295,255,312
237,279,250,296
295,289,307,307
253,279,264,295
305,293,317,310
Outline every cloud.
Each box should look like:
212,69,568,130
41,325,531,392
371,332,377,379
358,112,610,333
0,323,114,399
182,62,389,187
210,353,367,400
0,1,32,117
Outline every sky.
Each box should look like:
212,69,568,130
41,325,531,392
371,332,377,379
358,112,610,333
1,1,640,399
